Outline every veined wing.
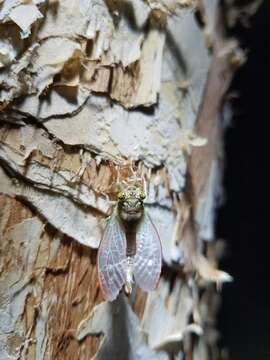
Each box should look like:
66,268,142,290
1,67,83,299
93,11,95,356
133,212,162,291
97,211,127,301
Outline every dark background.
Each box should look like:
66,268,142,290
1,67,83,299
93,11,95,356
217,1,270,359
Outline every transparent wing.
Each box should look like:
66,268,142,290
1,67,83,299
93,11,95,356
97,211,127,301
133,212,162,291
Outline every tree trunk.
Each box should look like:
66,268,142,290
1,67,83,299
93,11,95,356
0,1,261,359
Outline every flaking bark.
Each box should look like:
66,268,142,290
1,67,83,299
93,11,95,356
0,0,261,359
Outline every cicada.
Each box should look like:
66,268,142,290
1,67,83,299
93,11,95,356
97,184,162,301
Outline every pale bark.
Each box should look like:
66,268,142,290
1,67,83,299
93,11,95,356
0,1,260,359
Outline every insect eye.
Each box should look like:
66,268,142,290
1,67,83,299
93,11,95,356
139,191,146,200
118,192,126,201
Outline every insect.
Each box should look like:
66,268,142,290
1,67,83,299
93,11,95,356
97,183,162,301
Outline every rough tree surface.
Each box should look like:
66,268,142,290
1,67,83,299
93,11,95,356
0,0,261,359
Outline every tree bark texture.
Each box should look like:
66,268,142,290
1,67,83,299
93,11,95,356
0,0,261,359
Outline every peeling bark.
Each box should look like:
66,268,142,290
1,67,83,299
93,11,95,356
0,0,261,359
